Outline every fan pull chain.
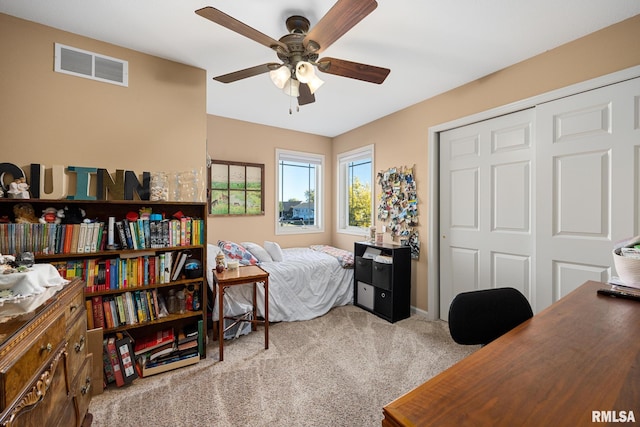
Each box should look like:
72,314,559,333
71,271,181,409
288,96,300,114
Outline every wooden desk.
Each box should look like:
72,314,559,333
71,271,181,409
214,265,269,362
382,281,640,427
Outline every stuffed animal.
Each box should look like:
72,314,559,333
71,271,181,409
13,203,39,224
39,207,61,224
57,205,87,224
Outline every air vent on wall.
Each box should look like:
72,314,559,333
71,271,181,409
54,43,128,87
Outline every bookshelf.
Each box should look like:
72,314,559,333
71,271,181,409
0,199,208,366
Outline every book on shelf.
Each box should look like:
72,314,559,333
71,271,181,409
177,322,199,345
115,220,128,249
197,319,204,356
140,351,199,378
171,251,189,281
102,338,116,385
116,336,138,385
164,251,173,283
92,295,105,329
122,219,134,249
133,327,175,356
106,337,125,387
177,339,198,352
147,342,176,361
102,298,115,329
77,222,87,253
149,346,198,366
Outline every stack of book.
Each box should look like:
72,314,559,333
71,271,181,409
135,321,202,377
103,335,138,388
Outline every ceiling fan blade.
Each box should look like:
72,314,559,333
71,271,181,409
298,83,316,105
213,63,281,83
317,57,390,84
196,7,288,52
304,0,378,53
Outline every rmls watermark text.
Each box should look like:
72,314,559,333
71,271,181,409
592,411,636,423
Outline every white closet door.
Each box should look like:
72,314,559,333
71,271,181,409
439,109,535,320
535,77,640,309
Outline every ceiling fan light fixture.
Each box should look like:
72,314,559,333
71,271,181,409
307,75,324,94
269,66,291,89
295,61,315,84
282,78,300,97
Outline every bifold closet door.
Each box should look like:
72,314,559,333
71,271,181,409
439,109,535,320
534,77,640,309
439,77,640,319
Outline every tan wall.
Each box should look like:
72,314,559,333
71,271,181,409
332,14,640,312
206,115,332,248
4,11,640,314
0,13,207,194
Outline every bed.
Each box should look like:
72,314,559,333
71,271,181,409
206,241,354,322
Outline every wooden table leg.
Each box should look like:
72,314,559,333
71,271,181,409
218,284,224,362
264,277,269,350
252,282,258,332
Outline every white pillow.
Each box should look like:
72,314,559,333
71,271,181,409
264,241,284,262
241,242,273,263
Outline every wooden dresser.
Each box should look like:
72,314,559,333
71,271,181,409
0,278,92,427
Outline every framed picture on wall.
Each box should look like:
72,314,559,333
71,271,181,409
208,160,265,216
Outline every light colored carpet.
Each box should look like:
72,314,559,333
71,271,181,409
88,305,477,427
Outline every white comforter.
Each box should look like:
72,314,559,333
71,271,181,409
207,246,354,322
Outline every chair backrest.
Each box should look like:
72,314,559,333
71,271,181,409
448,287,533,346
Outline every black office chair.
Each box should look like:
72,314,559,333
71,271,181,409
448,287,533,346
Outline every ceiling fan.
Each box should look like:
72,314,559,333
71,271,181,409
195,0,390,107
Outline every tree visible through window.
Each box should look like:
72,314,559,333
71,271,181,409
338,145,373,234
348,163,372,227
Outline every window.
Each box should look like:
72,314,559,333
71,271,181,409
276,149,324,234
208,160,264,215
337,145,374,235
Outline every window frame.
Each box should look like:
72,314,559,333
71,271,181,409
337,144,374,236
275,148,324,235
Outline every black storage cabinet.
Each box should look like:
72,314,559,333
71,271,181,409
353,241,411,322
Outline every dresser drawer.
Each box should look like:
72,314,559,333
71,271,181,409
1,345,68,427
68,356,92,427
65,290,86,328
0,313,66,409
65,311,87,384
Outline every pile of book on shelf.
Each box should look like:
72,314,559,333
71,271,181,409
53,248,196,292
102,321,203,387
134,322,203,378
0,210,204,256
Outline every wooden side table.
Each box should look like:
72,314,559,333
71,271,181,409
213,265,269,361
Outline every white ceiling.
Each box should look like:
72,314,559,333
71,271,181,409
2,1,640,137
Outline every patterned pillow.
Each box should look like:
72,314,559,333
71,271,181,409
217,240,258,265
310,245,355,268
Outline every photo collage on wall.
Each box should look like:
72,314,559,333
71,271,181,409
376,165,420,259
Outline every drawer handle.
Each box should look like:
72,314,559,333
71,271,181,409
41,343,52,353
81,377,92,396
70,304,79,314
75,335,86,353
